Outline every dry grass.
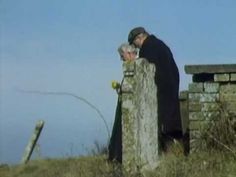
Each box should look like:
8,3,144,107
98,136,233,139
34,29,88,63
1,150,235,177
1,104,236,177
195,105,236,155
0,155,116,177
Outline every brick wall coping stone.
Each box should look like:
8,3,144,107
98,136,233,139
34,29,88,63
185,64,236,74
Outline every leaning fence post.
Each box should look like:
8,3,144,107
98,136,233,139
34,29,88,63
21,120,44,164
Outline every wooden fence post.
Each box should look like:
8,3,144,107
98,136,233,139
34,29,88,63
21,120,44,164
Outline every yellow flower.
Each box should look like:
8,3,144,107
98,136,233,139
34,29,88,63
111,80,120,90
124,60,134,64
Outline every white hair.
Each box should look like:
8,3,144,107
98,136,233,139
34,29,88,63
117,43,137,55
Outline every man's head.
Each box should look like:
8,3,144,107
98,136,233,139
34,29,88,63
128,27,149,48
118,43,137,61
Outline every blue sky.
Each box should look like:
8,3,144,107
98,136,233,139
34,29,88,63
1,0,236,164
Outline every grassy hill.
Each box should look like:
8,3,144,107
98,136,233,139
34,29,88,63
1,109,235,177
1,150,235,177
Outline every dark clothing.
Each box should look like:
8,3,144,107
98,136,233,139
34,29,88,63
108,98,122,163
139,35,182,137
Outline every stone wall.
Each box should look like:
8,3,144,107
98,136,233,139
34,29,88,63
120,61,236,169
185,64,236,151
121,58,159,174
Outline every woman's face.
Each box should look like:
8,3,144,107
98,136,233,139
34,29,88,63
121,51,136,61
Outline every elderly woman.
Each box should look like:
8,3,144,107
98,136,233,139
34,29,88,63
118,43,138,61
108,43,137,163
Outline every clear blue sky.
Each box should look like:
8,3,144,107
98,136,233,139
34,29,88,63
1,0,236,164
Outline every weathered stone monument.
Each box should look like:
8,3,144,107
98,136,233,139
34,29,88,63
121,58,159,174
185,64,236,151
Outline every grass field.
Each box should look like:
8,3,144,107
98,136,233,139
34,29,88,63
1,105,235,177
1,150,235,177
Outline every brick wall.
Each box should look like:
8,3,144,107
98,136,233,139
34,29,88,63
185,64,236,151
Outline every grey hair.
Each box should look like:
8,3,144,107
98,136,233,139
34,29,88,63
117,43,137,55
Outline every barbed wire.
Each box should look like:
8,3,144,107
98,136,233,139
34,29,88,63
17,89,111,142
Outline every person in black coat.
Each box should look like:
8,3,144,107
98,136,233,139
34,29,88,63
128,27,183,151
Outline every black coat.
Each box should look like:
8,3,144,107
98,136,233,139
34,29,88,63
108,98,122,162
139,35,182,136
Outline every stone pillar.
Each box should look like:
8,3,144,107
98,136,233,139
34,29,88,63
121,58,159,174
179,91,190,154
179,91,189,135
